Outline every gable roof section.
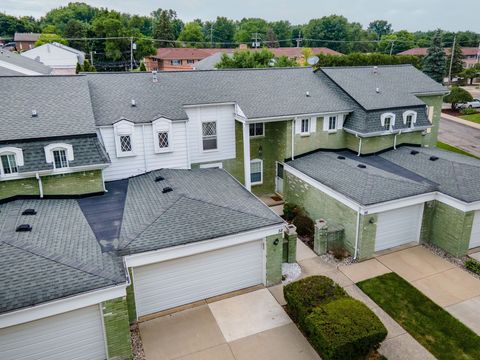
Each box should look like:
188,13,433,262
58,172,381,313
0,50,52,75
320,65,448,110
0,76,97,141
13,33,40,42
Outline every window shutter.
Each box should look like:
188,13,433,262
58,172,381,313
294,118,302,134
310,117,316,133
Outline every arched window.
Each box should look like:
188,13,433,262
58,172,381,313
403,110,417,129
380,113,396,132
152,118,173,153
0,147,23,176
44,143,74,170
114,120,135,157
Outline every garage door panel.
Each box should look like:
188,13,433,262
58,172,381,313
0,305,106,360
134,240,264,316
375,204,423,252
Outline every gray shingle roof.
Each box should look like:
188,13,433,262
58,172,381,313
117,168,284,255
287,150,436,206
320,65,448,110
86,67,355,125
0,135,110,173
0,76,97,141
0,199,125,314
194,52,228,70
0,50,52,75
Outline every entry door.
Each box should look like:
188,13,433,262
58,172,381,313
276,162,284,194
470,211,480,249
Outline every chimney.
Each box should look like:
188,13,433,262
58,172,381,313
152,70,158,83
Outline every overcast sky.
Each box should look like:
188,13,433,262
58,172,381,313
2,0,479,32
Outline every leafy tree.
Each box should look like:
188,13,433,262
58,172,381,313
35,33,67,46
446,41,464,79
422,30,446,83
76,62,82,74
377,30,416,54
313,52,421,68
265,28,279,48
177,22,204,46
211,17,235,47
139,62,146,71
459,64,480,85
41,2,97,34
303,16,351,52
216,48,296,68
276,55,297,67
234,18,268,45
151,8,178,47
270,20,292,47
64,19,89,50
368,20,392,40
444,86,473,109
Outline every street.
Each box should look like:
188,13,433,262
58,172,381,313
438,117,480,158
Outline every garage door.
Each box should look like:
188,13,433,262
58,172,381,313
0,305,106,360
133,240,264,317
375,204,424,252
470,210,480,249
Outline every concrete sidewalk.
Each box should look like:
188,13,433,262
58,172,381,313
441,112,480,130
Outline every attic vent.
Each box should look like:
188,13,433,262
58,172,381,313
429,156,439,161
22,209,37,216
162,187,173,193
131,99,136,107
16,224,32,232
357,164,367,169
337,156,346,160
373,66,378,74
152,70,158,82
375,87,380,93
31,110,38,117
410,150,419,155
305,91,310,97
155,176,165,182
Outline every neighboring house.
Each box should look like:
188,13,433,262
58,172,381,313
22,42,85,75
0,168,284,360
0,49,52,76
399,47,480,69
145,46,342,71
13,32,40,51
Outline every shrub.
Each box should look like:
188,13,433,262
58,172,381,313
284,276,346,325
283,202,302,221
460,107,478,115
465,259,480,275
293,214,314,237
305,298,387,360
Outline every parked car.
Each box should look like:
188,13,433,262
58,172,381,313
457,98,480,109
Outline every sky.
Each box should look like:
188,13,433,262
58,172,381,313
2,0,479,33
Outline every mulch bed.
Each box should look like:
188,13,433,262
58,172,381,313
130,323,146,360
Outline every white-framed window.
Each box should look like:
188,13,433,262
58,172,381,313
120,135,132,152
301,118,310,134
158,132,169,148
427,106,434,124
1,153,18,175
114,120,135,157
202,121,217,151
381,113,396,132
170,59,181,66
328,116,337,130
250,159,263,185
187,59,195,64
403,110,417,129
152,118,173,153
52,149,69,169
295,116,316,135
249,123,264,137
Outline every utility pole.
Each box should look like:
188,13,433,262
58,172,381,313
210,24,214,47
130,37,133,71
295,31,302,48
90,51,94,65
476,41,480,64
448,35,456,83
251,32,261,49
389,40,395,55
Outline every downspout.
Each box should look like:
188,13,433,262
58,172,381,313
291,119,295,160
393,130,401,150
354,207,361,260
356,134,362,156
184,121,191,169
36,172,43,198
101,169,107,192
141,124,148,173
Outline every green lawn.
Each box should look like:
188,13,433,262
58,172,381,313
357,273,480,360
437,141,480,160
460,113,480,124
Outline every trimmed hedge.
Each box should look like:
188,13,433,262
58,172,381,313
284,276,346,326
305,298,387,360
465,259,480,275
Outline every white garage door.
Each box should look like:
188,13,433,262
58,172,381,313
133,240,264,317
375,204,424,252
0,305,106,360
470,210,480,249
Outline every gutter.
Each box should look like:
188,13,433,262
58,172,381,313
344,126,431,138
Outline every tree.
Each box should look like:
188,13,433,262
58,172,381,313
446,41,464,79
269,20,292,47
75,62,82,74
303,16,351,52
313,52,421,68
265,28,279,48
368,20,392,40
139,62,146,71
35,33,67,46
177,22,204,46
459,64,480,85
422,30,447,83
443,86,473,109
234,18,268,45
151,8,178,47
216,48,297,68
377,30,416,54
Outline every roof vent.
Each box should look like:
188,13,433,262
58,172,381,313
305,91,310,97
16,224,32,232
22,209,37,216
152,70,158,82
410,150,419,155
155,176,165,182
357,164,367,169
162,187,173,193
375,87,380,94
429,156,439,161
131,99,136,107
373,66,378,74
337,156,346,160
31,109,38,117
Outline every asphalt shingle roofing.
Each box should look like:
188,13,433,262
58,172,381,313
287,146,480,206
0,76,97,141
320,65,448,110
87,67,355,125
0,50,52,75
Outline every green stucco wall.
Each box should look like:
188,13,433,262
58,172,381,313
345,131,424,155
126,268,137,324
102,297,133,360
266,233,283,286
0,170,104,201
418,95,443,148
358,214,377,260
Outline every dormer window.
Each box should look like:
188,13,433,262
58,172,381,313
53,149,68,169
114,120,135,157
405,115,413,128
381,113,396,132
120,135,132,152
0,147,23,177
44,143,74,170
384,117,392,131
152,118,173,153
403,110,417,129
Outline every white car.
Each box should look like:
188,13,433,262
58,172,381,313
457,98,480,109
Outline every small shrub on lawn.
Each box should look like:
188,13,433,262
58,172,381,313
460,107,478,115
305,298,387,360
293,214,314,237
465,259,480,275
283,276,346,326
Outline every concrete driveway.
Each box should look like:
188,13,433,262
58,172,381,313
340,246,480,335
139,288,320,360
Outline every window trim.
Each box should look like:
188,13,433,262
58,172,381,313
0,147,23,178
152,118,173,153
119,135,133,153
44,143,74,170
249,122,265,138
250,158,263,186
300,118,310,135
0,153,18,177
380,113,396,132
114,120,136,158
201,120,218,152
403,110,417,129
52,148,69,169
170,59,182,66
328,116,337,131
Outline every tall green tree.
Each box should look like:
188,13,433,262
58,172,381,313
210,17,235,47
422,30,447,83
177,22,205,46
151,8,178,47
269,20,292,47
216,48,296,68
377,30,416,54
303,15,351,53
234,18,268,45
265,28,279,48
446,40,464,79
368,20,392,40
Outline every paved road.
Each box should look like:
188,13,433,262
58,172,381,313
438,117,480,158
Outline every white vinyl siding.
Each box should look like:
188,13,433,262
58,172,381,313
375,204,424,252
470,210,480,249
0,305,106,360
133,240,264,316
99,122,188,181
